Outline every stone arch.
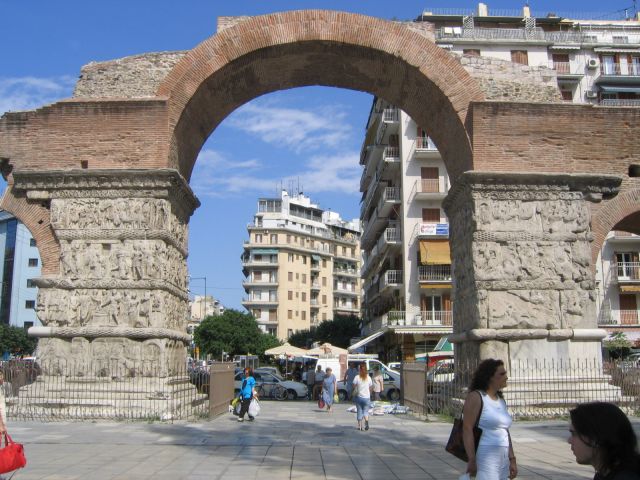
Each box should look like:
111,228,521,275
157,10,485,182
591,188,640,261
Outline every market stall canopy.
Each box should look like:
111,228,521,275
264,343,308,356
306,343,348,356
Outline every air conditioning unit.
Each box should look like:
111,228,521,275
586,90,598,99
587,58,599,69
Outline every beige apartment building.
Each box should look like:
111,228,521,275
353,4,640,361
241,191,361,340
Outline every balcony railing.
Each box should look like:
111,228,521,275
419,265,452,282
242,296,278,303
598,309,640,326
600,99,640,107
382,186,401,203
382,310,453,327
417,310,453,326
617,262,640,280
382,107,399,123
600,63,640,76
436,27,640,45
415,136,438,151
421,178,441,193
549,61,584,75
382,270,403,288
383,145,400,160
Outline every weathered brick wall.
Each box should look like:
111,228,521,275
73,52,186,99
217,16,251,32
456,53,561,103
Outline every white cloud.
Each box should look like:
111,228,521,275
0,75,76,115
226,102,353,154
191,148,360,199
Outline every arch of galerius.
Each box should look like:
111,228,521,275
0,11,639,415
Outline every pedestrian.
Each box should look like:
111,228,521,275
306,365,315,400
569,402,640,479
237,367,257,422
352,363,373,431
462,358,516,479
301,366,308,385
313,365,325,401
372,366,384,401
321,367,337,412
343,362,358,401
0,371,6,434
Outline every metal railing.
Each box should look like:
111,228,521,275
382,107,399,123
601,63,640,76
617,262,640,280
549,61,584,75
419,265,452,282
600,99,640,107
415,136,438,151
383,310,453,326
598,309,640,325
383,145,400,159
382,269,403,287
3,359,210,421
436,26,640,44
420,178,442,193
403,358,639,419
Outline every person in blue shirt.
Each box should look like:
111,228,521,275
238,367,256,422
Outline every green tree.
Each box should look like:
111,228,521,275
288,327,317,349
193,309,281,361
288,315,361,349
0,325,37,357
603,332,632,359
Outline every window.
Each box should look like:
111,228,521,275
23,321,33,330
301,311,306,321
560,88,573,102
322,295,327,304
25,300,35,309
463,49,481,57
288,272,293,281
601,55,616,75
302,274,306,284
288,310,293,319
322,277,327,287
269,309,277,322
422,208,440,222
28,258,38,267
287,329,293,337
254,271,262,281
302,256,307,265
255,233,263,243
287,234,291,243
26,279,36,288
288,253,294,262
510,50,528,65
288,291,293,300
322,313,327,321
322,259,327,268
301,292,306,302
421,167,440,193
296,273,299,280
29,238,36,247
552,53,570,73
270,234,277,244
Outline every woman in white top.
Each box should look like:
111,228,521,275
352,363,373,431
462,359,517,479
372,367,384,401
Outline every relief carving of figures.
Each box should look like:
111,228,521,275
488,290,560,330
561,290,595,329
474,242,503,281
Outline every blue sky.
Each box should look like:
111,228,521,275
0,0,634,310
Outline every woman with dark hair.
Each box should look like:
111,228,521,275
237,367,257,422
569,402,640,479
462,359,517,479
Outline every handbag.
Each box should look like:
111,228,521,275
318,397,325,409
445,391,483,462
0,433,26,474
333,393,339,403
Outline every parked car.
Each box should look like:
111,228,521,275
233,370,307,400
336,369,401,402
426,359,455,393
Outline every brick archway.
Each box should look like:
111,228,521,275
157,10,485,182
591,188,640,261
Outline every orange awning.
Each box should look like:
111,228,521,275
419,240,451,265
620,285,640,293
420,284,452,289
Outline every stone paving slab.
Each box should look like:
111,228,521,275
4,400,608,479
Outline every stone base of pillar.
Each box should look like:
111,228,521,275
8,375,208,421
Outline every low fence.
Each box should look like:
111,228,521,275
2,359,209,422
403,359,640,420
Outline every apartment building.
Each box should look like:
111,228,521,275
242,191,361,340
354,4,640,361
0,210,42,329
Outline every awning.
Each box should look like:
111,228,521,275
594,48,640,54
599,85,640,93
393,328,452,335
620,285,640,292
252,248,278,255
420,283,452,289
419,240,451,265
311,254,321,262
549,45,580,50
347,330,385,352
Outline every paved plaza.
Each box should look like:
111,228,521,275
7,400,601,480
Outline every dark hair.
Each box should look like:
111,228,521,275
244,367,253,377
469,359,504,398
570,402,640,475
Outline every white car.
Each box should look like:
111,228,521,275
234,371,307,400
336,369,401,402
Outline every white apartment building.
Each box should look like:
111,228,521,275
242,191,361,340
354,4,640,361
0,210,42,329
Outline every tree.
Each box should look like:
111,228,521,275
603,332,632,359
288,315,361,349
0,325,37,357
193,309,281,361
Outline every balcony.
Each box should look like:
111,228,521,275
598,309,640,326
616,262,640,282
380,270,403,291
376,225,402,257
334,286,359,297
310,282,321,291
599,63,640,79
414,137,439,159
334,267,359,277
549,61,584,78
600,99,640,107
382,107,399,123
383,310,453,327
242,277,278,289
436,27,640,45
419,265,452,283
241,296,278,307
412,178,448,200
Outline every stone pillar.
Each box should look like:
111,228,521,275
12,169,199,377
443,172,621,375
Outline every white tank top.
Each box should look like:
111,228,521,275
477,391,512,447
